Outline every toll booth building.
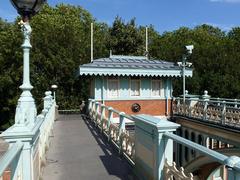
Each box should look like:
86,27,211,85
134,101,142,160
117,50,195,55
79,55,192,118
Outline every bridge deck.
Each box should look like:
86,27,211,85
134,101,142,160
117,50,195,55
42,114,133,180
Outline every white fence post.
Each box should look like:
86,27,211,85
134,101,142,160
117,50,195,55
133,115,180,180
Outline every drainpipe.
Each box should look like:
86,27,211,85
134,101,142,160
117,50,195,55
165,79,169,116
102,76,105,105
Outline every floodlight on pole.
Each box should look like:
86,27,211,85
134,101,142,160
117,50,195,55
177,45,194,104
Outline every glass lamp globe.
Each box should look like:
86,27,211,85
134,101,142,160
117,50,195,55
10,0,46,20
51,85,58,89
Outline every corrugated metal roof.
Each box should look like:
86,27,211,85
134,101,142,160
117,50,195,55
81,56,179,70
79,55,193,77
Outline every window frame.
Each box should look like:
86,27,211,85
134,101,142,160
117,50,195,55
130,78,141,97
151,79,163,97
107,77,119,98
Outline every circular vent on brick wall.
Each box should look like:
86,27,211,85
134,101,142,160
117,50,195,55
131,103,141,113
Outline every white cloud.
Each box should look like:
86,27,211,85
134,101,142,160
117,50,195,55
210,0,240,3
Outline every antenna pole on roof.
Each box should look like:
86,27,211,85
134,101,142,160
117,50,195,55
91,23,94,62
145,26,149,59
110,50,112,57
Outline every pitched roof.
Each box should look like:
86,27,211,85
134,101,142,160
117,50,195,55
79,55,192,77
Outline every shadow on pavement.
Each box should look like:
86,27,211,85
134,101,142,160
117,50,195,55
82,115,135,180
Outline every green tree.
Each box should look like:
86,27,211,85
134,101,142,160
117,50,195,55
0,4,109,128
0,18,22,129
29,4,109,109
1,3,240,130
108,17,145,55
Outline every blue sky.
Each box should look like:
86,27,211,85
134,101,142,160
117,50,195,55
0,0,239,33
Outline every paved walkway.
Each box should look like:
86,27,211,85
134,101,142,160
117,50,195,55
42,114,133,180
0,138,9,159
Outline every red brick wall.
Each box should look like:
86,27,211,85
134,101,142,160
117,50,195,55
104,99,172,116
3,170,10,180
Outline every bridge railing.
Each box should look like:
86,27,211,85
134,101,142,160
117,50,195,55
89,99,240,180
163,132,240,180
173,97,240,128
132,114,240,180
0,91,57,180
88,99,135,165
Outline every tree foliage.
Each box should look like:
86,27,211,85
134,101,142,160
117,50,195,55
0,4,240,128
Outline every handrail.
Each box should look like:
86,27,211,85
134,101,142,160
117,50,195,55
0,141,24,176
164,132,227,164
176,95,240,103
173,96,240,128
89,99,240,178
174,97,240,106
123,114,134,121
89,99,135,121
164,132,240,172
210,97,240,103
88,99,135,164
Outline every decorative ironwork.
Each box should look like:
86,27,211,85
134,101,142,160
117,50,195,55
88,99,136,164
121,132,135,161
109,123,119,142
164,160,198,180
173,97,240,128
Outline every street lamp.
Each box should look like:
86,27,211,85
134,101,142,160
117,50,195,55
10,0,46,126
177,45,194,104
10,0,46,21
51,84,58,101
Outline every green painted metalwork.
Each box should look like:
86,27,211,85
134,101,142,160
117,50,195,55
0,92,56,180
133,114,180,180
89,98,240,179
88,99,135,165
164,132,228,163
173,96,240,128
0,141,23,176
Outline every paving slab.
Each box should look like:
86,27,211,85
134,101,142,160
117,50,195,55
42,114,133,180
0,138,9,159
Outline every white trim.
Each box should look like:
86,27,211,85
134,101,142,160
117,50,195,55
79,67,193,77
94,97,169,101
110,55,148,60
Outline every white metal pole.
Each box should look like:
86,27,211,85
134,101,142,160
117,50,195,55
91,23,93,62
146,26,148,52
183,64,185,104
145,26,148,56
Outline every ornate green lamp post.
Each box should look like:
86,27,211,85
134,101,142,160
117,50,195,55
10,0,46,126
0,2,47,180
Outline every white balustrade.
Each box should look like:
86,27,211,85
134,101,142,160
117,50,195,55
164,160,197,180
173,96,240,128
88,98,240,180
88,99,135,164
0,91,57,180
